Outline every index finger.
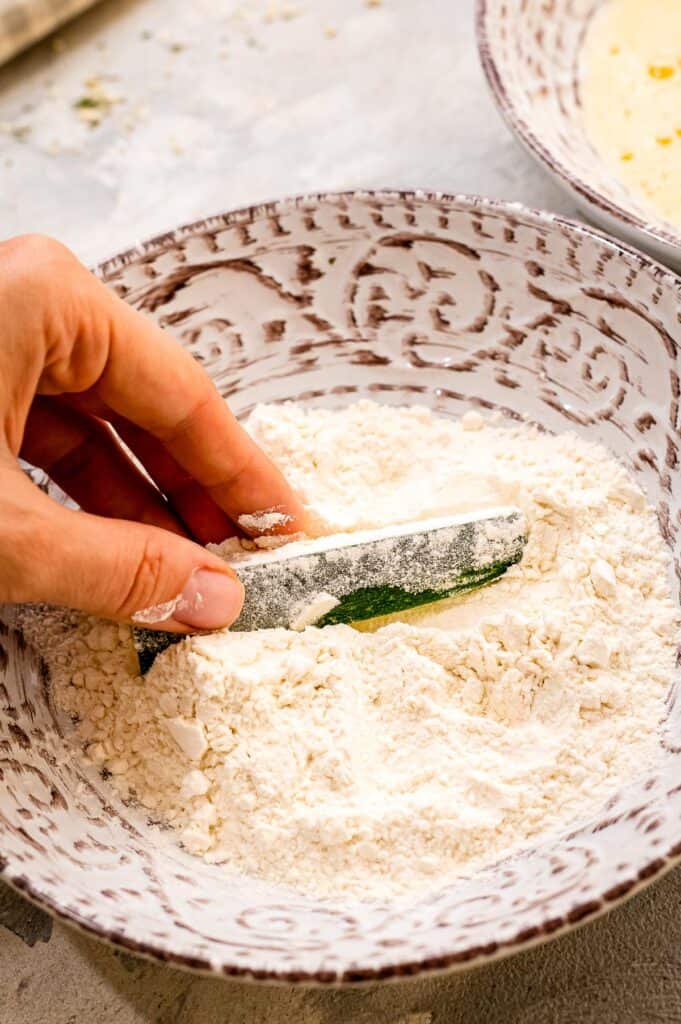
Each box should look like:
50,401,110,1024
85,276,305,535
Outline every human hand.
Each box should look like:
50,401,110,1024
0,235,304,631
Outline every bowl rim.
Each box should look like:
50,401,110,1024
94,188,681,295
3,188,681,985
474,0,681,257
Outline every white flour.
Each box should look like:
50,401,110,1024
20,402,679,900
236,509,292,533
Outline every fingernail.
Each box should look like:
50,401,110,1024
174,569,244,630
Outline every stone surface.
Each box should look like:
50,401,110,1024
3,868,681,1023
0,0,677,1020
0,884,52,948
0,0,577,266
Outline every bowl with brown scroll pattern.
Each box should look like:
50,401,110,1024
476,0,681,270
1,190,681,983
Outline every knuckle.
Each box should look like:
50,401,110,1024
0,235,101,394
0,488,50,604
0,235,80,332
0,537,31,603
114,534,170,618
1,234,75,281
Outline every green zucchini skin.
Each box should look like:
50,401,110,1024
134,630,182,675
316,560,512,626
133,508,526,673
133,560,513,671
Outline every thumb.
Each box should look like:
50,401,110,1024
2,471,244,631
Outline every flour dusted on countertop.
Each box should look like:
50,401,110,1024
21,402,679,900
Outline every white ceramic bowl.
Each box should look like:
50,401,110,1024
2,191,681,983
476,0,681,270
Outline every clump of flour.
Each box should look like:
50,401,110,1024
18,402,679,900
237,508,291,533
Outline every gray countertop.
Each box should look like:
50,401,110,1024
0,1,678,1021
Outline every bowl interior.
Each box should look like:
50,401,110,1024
2,192,681,982
477,0,681,264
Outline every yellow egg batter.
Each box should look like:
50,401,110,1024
580,0,681,227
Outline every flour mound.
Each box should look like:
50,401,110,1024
31,402,678,900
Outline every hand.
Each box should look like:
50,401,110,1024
0,235,305,631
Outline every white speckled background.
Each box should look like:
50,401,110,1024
2,0,679,1020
